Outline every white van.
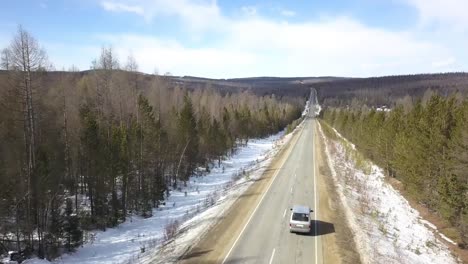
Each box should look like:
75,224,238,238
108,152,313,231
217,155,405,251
289,205,313,233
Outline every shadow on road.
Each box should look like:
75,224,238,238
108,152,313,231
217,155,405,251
312,220,335,236
293,220,335,237
185,256,256,264
252,177,268,182
179,249,213,260
262,167,281,174
223,256,257,264
238,192,261,199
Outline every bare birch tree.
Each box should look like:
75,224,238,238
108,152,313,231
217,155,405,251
6,25,47,257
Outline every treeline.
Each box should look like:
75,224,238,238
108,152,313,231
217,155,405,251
316,72,468,107
0,27,304,260
164,76,312,98
321,93,467,247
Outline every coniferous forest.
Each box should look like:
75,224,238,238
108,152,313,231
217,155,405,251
321,94,468,248
0,27,304,259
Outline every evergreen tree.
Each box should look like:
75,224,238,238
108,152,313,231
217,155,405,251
138,95,161,217
63,198,82,251
176,94,198,183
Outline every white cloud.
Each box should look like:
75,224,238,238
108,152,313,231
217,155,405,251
405,0,468,30
44,42,101,71
101,1,145,16
100,0,224,30
224,17,450,75
280,9,295,17
431,57,456,68
241,6,257,17
93,34,256,77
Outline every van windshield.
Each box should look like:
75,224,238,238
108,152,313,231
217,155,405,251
292,213,309,222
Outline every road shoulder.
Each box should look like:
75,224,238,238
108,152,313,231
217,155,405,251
315,123,361,264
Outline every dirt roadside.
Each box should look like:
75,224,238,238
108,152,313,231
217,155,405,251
315,124,362,264
177,122,305,264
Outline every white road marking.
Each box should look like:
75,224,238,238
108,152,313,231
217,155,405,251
283,208,287,218
221,169,281,264
290,187,293,193
221,121,306,264
313,119,319,264
269,248,276,264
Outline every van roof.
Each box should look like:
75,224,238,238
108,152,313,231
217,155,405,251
292,205,310,214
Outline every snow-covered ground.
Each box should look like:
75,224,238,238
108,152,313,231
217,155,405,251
318,122,459,264
22,125,298,264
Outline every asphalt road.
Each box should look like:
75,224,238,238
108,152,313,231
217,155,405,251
222,116,323,264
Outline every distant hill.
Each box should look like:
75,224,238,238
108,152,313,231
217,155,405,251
166,76,342,98
2,70,468,105
0,70,339,99
313,73,468,107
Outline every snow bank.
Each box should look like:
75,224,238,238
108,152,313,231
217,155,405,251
302,100,310,116
41,128,296,264
302,99,321,117
23,258,51,264
318,122,459,264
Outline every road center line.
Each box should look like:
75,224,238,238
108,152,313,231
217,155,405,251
221,164,283,264
269,248,276,264
283,208,287,218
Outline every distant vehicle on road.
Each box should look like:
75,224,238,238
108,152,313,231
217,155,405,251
289,205,313,234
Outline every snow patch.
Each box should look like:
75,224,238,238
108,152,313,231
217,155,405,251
420,219,437,230
318,122,458,264
440,234,457,246
302,100,310,116
23,258,51,264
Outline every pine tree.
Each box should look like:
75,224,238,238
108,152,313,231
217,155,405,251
63,198,82,251
80,104,105,227
137,95,160,217
210,118,226,166
176,94,198,183
443,100,468,245
382,106,403,177
196,107,212,166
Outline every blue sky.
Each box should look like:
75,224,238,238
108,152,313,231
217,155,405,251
0,0,466,78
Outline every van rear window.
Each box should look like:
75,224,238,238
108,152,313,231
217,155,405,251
292,213,309,222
